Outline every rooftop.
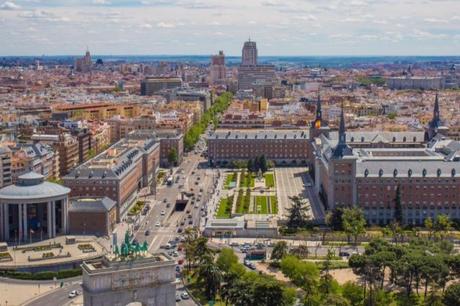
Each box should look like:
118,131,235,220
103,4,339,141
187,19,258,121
0,171,70,201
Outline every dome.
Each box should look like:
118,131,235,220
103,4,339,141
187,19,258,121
0,172,70,201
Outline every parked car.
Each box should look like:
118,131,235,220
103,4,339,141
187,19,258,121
68,290,78,298
144,230,150,236
176,294,181,302
339,251,350,257
181,292,190,300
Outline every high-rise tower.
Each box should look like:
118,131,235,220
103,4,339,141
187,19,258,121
241,39,257,66
210,50,226,85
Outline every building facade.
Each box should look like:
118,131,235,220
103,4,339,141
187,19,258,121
310,95,460,225
210,50,226,85
207,129,310,165
82,255,176,306
63,134,160,222
140,77,182,96
68,197,117,236
0,172,70,242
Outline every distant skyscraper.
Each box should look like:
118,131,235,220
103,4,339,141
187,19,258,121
210,50,226,85
238,40,275,96
75,50,92,73
241,39,257,66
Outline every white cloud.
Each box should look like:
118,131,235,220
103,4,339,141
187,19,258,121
140,23,152,29
157,22,175,28
0,1,21,10
93,0,111,5
424,17,448,23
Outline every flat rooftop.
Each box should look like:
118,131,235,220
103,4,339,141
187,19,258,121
82,253,174,274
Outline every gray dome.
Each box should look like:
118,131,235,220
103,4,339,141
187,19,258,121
0,172,70,201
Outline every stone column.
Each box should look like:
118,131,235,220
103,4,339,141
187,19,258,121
47,201,52,239
0,204,3,241
23,204,28,242
52,201,56,237
62,198,68,234
3,204,9,241
18,204,22,242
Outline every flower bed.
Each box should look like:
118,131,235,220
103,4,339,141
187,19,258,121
0,252,12,262
78,243,96,253
18,243,63,253
128,201,145,216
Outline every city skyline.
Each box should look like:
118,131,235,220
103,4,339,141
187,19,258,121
0,0,459,56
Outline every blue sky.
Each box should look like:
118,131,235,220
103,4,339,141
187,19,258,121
0,0,459,56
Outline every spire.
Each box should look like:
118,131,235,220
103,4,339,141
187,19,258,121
433,92,440,121
332,102,352,159
429,92,441,129
315,91,322,120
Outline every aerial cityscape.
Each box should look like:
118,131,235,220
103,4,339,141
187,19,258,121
0,1,460,306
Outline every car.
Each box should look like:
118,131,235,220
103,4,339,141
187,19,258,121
177,228,183,233
176,294,181,302
163,198,167,203
194,204,199,209
166,203,171,208
180,221,185,226
186,209,191,214
144,230,150,236
195,181,199,185
199,188,203,192
181,292,190,300
160,210,166,216
188,220,193,225
176,265,181,272
155,222,161,227
339,251,350,257
172,251,179,257
165,243,172,249
187,214,192,219
68,290,78,298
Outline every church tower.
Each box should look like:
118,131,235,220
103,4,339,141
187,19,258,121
309,92,330,140
425,93,449,141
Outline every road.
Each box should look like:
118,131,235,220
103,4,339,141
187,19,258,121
26,282,81,306
132,151,216,253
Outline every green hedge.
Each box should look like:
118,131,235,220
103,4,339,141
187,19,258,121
1,268,82,280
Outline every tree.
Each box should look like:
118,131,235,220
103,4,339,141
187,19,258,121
216,247,238,273
443,283,460,306
271,241,288,262
167,148,178,166
434,214,452,240
393,185,403,224
342,282,364,306
319,249,335,296
326,206,344,231
322,294,351,306
193,254,222,301
247,159,254,172
260,155,268,173
342,208,366,245
280,255,319,296
286,196,310,229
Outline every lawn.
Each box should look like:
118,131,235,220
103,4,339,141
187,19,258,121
254,196,269,214
239,171,255,188
264,173,275,188
224,172,237,189
270,196,278,214
216,196,233,218
235,189,245,214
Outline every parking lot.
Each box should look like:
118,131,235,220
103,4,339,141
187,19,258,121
275,167,324,220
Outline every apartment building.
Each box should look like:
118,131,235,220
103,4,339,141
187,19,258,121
63,134,160,222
